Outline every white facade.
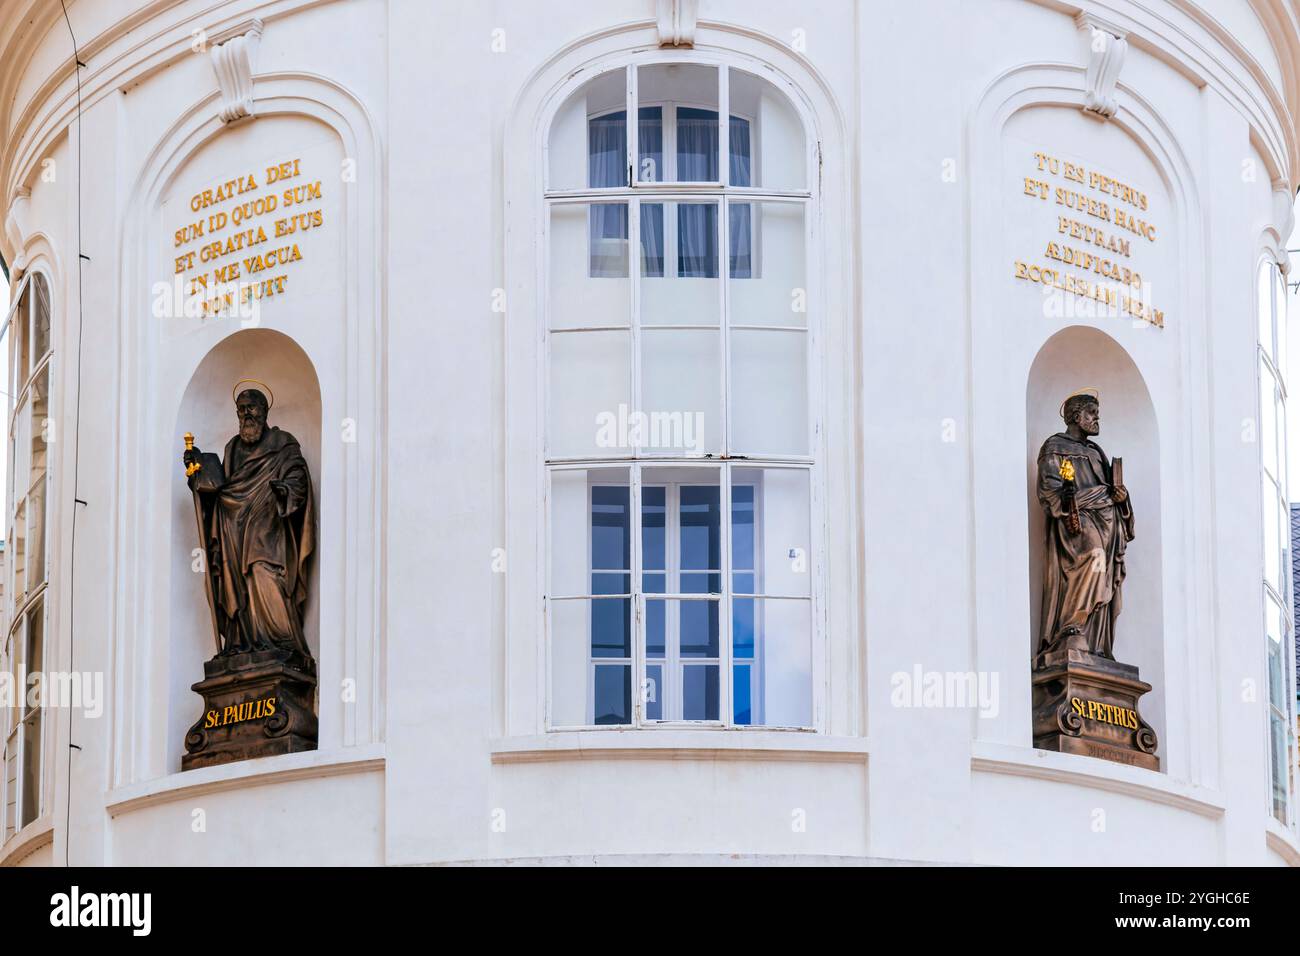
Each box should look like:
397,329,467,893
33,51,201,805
0,0,1297,866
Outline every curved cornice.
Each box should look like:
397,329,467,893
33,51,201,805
0,0,1298,225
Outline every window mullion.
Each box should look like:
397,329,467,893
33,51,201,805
631,464,644,726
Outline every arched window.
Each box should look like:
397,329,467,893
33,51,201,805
543,58,815,728
1,270,52,840
1258,257,1296,827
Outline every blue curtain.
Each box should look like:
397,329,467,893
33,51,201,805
586,108,751,280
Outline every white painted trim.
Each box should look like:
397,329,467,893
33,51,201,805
971,741,1226,817
491,730,864,763
104,744,385,817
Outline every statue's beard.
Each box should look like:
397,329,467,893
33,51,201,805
239,420,264,444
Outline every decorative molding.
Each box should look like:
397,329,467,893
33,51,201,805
491,731,870,764
1076,15,1128,120
105,745,385,817
4,187,31,271
971,742,1227,819
1272,178,1295,273
654,0,698,47
207,17,262,124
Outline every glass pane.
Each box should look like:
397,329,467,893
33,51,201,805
682,664,720,720
741,598,813,727
677,203,719,279
640,329,720,456
679,599,720,658
11,499,25,604
1263,476,1281,590
4,732,16,840
644,663,663,720
549,69,625,192
1261,363,1279,479
23,604,43,717
20,711,40,828
593,663,632,725
733,663,753,724
550,598,631,727
641,201,719,320
637,107,663,183
13,281,28,392
1270,712,1287,821
642,486,666,574
679,484,721,573
729,203,805,325
1275,267,1288,386
549,204,629,329
729,70,806,190
588,111,627,189
637,64,718,183
549,467,630,596
31,274,50,364
549,331,631,458
1267,627,1284,710
732,467,811,598
730,329,809,456
1259,263,1274,359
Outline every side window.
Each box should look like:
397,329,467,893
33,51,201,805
1,271,52,841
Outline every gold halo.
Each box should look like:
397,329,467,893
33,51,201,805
232,379,275,410
1059,386,1100,419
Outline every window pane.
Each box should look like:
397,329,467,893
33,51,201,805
733,663,753,724
13,282,28,391
729,202,805,326
638,107,663,183
11,499,25,603
550,203,629,328
1261,363,1279,479
549,69,625,191
549,467,629,596
637,64,718,183
1263,476,1281,590
550,598,631,727
4,731,16,840
588,111,627,189
677,202,718,278
20,711,40,828
741,598,813,727
641,201,719,320
641,329,721,456
1275,267,1288,387
682,664,720,720
729,70,806,190
549,331,631,458
23,604,42,717
642,486,666,573
1271,712,1288,821
1258,263,1274,359
679,484,721,573
679,600,720,658
593,663,632,725
31,274,50,364
732,467,811,598
730,329,808,456
644,663,664,720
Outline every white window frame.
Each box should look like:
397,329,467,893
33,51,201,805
1257,255,1297,829
1,269,53,845
538,50,825,737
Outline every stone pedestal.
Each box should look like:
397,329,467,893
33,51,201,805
1032,648,1159,771
182,649,318,771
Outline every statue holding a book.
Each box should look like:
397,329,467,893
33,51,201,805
1034,388,1134,659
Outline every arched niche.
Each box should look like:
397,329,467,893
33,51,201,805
166,328,322,771
1026,325,1166,759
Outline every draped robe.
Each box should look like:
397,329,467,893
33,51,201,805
189,426,315,658
1036,432,1134,659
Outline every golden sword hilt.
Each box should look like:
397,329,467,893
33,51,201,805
184,432,202,477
